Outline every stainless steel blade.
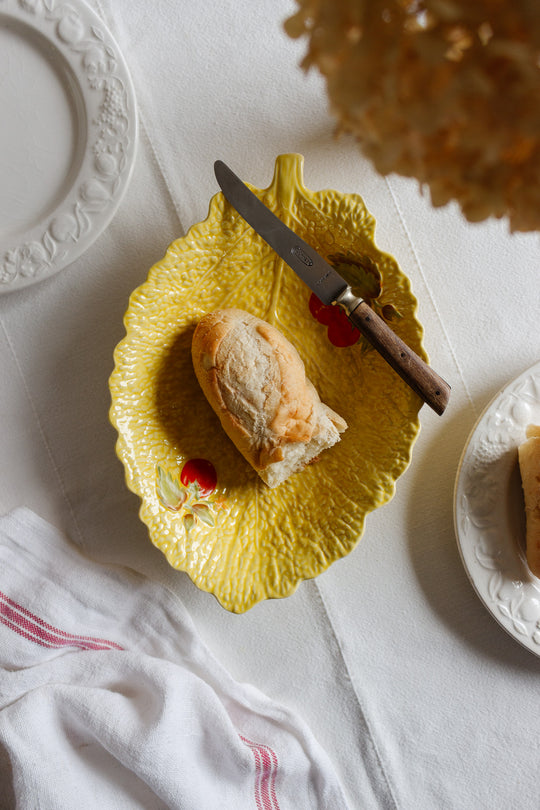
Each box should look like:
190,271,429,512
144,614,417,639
214,160,348,306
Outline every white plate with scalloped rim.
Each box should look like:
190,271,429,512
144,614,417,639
0,0,137,293
454,360,540,656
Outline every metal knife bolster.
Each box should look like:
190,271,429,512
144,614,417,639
334,287,364,314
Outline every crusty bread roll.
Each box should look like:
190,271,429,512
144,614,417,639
518,424,540,577
191,308,347,487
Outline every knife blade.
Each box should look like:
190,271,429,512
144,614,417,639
214,160,450,415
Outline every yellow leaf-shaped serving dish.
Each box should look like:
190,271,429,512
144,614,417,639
109,154,426,612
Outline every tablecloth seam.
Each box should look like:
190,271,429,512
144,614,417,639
92,0,187,238
137,116,187,237
384,176,477,418
312,580,400,810
0,317,86,551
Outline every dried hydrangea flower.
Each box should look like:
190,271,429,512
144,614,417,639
285,0,540,231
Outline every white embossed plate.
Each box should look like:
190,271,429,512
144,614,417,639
0,0,137,293
454,360,540,656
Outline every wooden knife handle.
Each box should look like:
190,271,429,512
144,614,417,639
348,300,450,415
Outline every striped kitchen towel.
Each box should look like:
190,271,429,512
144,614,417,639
0,508,349,810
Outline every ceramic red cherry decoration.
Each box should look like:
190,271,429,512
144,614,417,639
180,458,217,497
309,293,361,347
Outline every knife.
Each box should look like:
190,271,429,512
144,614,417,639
214,160,450,416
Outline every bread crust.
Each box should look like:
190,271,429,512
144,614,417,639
191,309,347,486
519,425,540,577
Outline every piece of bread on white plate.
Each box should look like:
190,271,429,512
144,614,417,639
518,424,540,577
191,308,347,488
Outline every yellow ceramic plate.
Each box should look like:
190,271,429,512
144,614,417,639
109,154,425,612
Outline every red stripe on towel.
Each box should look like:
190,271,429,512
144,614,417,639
0,590,123,651
240,735,280,810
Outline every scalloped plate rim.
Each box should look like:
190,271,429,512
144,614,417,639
453,359,540,656
0,0,137,292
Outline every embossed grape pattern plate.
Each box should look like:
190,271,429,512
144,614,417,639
0,0,137,293
454,361,540,656
110,153,426,613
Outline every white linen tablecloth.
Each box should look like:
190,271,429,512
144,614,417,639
1,0,539,807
